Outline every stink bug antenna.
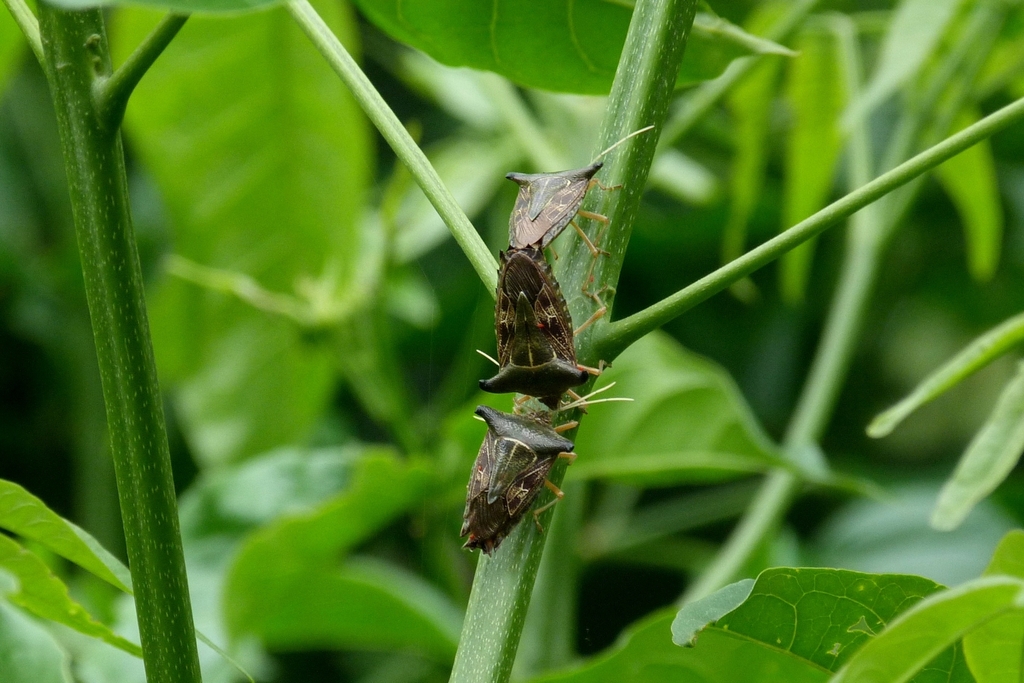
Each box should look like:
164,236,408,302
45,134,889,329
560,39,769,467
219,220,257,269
594,125,656,162
476,349,500,366
558,382,634,413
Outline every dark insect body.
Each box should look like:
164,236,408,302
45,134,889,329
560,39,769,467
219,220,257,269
479,247,588,407
507,161,604,249
461,406,575,554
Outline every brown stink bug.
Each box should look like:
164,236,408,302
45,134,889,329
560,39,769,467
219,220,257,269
461,406,576,554
506,161,608,255
479,247,590,407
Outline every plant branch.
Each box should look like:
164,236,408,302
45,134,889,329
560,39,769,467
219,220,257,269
2,0,43,66
448,2,699,682
598,91,1024,362
287,0,498,293
36,4,201,681
94,13,188,130
683,2,1010,600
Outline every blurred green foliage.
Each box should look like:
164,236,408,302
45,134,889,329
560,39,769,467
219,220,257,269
4,0,1024,681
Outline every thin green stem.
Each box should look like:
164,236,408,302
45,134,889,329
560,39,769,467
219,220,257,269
36,5,201,682
598,91,1024,362
448,2,698,682
659,0,819,148
683,2,1010,599
287,0,498,293
2,0,43,65
95,13,189,130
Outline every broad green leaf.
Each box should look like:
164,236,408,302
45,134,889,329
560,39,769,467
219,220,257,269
868,312,1024,438
350,1,792,95
830,576,1024,683
935,108,1003,281
529,609,827,683
780,24,845,304
932,362,1024,531
721,3,786,264
570,332,784,485
844,0,963,124
675,568,967,682
111,0,370,464
0,8,23,94
224,453,462,658
811,484,1015,588
0,595,72,683
0,536,141,657
0,480,131,593
963,530,1024,683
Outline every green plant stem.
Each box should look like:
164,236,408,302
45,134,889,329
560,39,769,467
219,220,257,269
683,3,1008,599
287,0,498,293
95,13,189,130
2,0,43,65
448,2,698,682
35,5,201,683
659,0,818,148
512,481,586,678
597,91,1024,362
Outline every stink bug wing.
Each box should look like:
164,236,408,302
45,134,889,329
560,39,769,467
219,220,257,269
487,437,538,504
466,429,497,501
531,258,577,364
507,162,603,249
504,456,555,518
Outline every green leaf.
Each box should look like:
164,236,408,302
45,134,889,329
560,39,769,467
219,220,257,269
963,530,1024,683
932,362,1024,531
570,332,784,485
349,1,790,95
868,312,1024,438
671,578,754,646
0,8,24,94
844,0,964,124
528,609,828,683
780,24,845,304
224,453,462,658
0,595,72,683
0,480,131,593
934,108,1004,281
677,568,965,681
111,0,370,464
0,536,142,657
831,576,1024,683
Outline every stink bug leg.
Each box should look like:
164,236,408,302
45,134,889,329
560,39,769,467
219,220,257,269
569,219,605,258
553,420,579,433
533,479,567,531
574,306,607,336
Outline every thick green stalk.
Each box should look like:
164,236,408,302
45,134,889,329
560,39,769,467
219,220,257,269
286,0,498,293
597,91,1024,362
36,5,201,682
448,2,698,682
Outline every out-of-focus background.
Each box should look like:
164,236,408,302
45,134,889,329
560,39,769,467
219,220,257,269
2,0,1024,680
